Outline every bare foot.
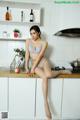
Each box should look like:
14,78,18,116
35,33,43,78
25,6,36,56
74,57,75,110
44,101,52,120
46,117,52,120
60,69,72,74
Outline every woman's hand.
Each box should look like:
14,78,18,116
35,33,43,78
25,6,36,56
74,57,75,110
30,67,35,74
25,68,30,74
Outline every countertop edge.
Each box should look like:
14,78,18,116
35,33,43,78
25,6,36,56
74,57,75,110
0,71,80,78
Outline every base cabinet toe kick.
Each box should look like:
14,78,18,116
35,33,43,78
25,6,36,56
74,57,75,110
0,77,80,119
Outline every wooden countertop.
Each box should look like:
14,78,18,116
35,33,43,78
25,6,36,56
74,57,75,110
0,70,80,78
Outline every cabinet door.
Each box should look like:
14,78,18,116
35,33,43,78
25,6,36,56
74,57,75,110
36,78,63,119
3,0,21,2
0,77,8,112
4,0,40,3
8,78,36,119
62,78,80,119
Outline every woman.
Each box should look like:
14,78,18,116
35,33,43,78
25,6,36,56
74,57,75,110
25,25,71,119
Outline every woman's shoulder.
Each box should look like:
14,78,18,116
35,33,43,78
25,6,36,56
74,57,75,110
25,38,31,44
41,40,48,48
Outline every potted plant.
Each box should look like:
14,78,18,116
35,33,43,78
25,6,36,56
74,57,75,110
10,48,25,73
13,29,21,38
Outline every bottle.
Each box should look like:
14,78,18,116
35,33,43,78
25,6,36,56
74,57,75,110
5,6,10,21
30,9,34,22
21,11,24,22
9,9,12,20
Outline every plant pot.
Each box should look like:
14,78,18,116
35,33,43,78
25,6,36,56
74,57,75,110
14,32,19,38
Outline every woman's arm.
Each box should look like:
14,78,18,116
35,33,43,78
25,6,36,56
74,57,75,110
25,40,30,71
31,41,48,70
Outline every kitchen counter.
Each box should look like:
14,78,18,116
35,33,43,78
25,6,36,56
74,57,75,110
0,69,80,78
0,70,38,78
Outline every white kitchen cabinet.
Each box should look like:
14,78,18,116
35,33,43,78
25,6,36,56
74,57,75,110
4,0,23,2
36,78,63,119
3,0,40,3
62,78,80,119
0,1,41,44
8,78,36,119
0,1,40,24
0,77,8,112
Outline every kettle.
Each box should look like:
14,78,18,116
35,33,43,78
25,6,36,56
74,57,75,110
70,58,80,73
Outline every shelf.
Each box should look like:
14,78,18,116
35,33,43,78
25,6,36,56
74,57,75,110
0,1,41,26
0,1,41,42
0,21,40,26
0,38,26,41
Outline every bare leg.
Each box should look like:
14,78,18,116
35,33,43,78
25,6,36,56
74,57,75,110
34,67,52,119
51,70,71,78
43,59,71,79
42,77,52,119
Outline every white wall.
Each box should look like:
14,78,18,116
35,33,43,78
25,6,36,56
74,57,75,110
40,2,80,68
0,0,80,68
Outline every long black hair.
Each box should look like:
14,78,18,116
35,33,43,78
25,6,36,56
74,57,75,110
30,25,41,38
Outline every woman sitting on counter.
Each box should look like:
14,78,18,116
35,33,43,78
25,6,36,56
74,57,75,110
25,25,71,119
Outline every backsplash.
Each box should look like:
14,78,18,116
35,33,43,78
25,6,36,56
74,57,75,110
0,29,80,68
0,41,25,67
0,1,80,68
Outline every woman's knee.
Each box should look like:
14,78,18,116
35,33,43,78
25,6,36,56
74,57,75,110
34,67,47,80
46,72,52,78
34,67,39,73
